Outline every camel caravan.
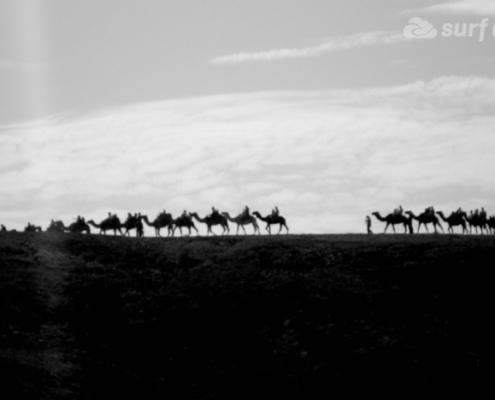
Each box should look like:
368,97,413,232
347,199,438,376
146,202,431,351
369,206,495,235
2,206,289,237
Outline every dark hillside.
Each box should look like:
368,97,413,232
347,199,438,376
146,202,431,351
1,232,494,399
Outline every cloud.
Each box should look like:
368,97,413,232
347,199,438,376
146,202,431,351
211,31,407,64
405,0,495,16
1,76,495,234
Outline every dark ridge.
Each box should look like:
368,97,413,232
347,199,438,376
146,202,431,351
1,232,494,399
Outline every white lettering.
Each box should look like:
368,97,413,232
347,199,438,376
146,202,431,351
468,23,478,37
479,19,489,42
454,23,467,37
442,23,453,37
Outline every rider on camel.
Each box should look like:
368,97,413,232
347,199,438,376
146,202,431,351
271,207,279,218
242,206,250,219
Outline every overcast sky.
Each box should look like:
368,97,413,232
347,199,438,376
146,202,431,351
1,0,495,234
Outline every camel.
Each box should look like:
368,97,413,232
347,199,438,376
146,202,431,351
140,213,173,237
63,219,91,234
24,223,42,233
487,217,495,235
462,212,488,235
252,211,289,235
46,220,65,233
405,211,443,234
435,211,468,234
371,212,413,234
171,214,199,237
221,212,260,235
189,212,229,236
121,214,143,237
87,216,123,235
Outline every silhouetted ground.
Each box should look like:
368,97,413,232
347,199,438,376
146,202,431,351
1,232,494,399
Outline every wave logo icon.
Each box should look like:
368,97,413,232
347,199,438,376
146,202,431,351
403,17,438,39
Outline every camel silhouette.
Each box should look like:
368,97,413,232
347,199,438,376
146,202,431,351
46,220,65,233
122,214,143,237
87,216,123,235
487,216,495,235
405,211,443,234
252,211,289,235
63,219,91,234
435,211,468,234
462,212,488,235
24,224,42,233
140,214,173,237
221,212,260,235
371,212,413,234
171,214,199,237
189,212,229,236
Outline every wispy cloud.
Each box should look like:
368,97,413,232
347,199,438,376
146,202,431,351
405,0,495,16
1,76,495,234
211,31,407,65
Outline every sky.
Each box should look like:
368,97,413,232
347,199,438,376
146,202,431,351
1,0,495,234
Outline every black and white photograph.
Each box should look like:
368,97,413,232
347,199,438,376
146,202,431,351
1,1,494,398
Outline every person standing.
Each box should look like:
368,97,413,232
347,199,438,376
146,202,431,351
366,215,372,234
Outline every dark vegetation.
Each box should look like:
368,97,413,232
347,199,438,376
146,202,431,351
1,232,494,399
